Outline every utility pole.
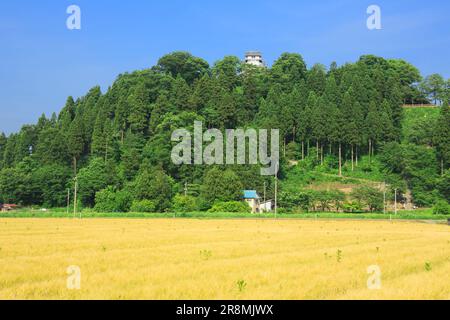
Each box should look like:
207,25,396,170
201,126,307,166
263,182,266,205
274,163,278,218
394,188,398,216
383,182,386,215
67,188,70,215
73,176,78,219
184,182,188,197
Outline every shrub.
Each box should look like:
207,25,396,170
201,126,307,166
437,170,450,200
172,194,197,213
343,201,363,213
279,191,311,212
208,201,251,213
351,186,383,212
433,200,450,215
130,200,157,213
133,168,173,212
314,190,346,212
114,190,133,212
94,187,132,213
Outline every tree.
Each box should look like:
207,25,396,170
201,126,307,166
0,167,31,204
200,167,243,207
32,165,71,207
189,74,212,112
306,64,326,95
420,74,445,105
378,99,396,143
379,142,439,207
171,75,192,110
94,186,132,213
0,132,6,170
311,96,327,163
77,158,115,207
341,90,358,170
81,86,102,142
127,82,150,135
92,114,117,162
130,199,156,213
114,94,129,143
2,51,446,212
172,194,198,213
212,56,241,91
351,186,383,212
241,64,268,122
208,201,250,213
365,101,381,163
0,157,39,205
387,59,422,104
155,51,209,84
432,200,450,215
446,79,450,102
279,191,312,212
67,112,85,175
434,101,450,175
270,53,307,92
1,134,17,168
437,169,450,201
133,167,173,212
35,127,70,166
58,96,75,131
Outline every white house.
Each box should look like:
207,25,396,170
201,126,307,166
244,51,265,67
243,190,273,213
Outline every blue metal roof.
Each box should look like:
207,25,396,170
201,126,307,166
243,190,259,199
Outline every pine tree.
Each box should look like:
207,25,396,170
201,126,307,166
312,96,327,163
35,127,70,166
172,74,192,110
67,112,85,175
353,102,364,166
329,104,345,176
82,87,102,142
306,64,327,96
127,82,150,135
434,100,450,175
341,87,359,171
91,113,105,157
120,130,144,181
115,93,129,143
190,74,211,112
298,93,313,159
58,96,75,131
0,133,7,170
270,53,307,92
379,99,396,143
386,80,404,139
149,93,171,135
365,101,381,164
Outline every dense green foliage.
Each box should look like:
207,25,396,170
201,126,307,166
0,52,448,213
130,199,157,213
433,200,450,215
208,201,251,213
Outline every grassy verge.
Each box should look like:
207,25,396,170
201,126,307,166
1,209,448,221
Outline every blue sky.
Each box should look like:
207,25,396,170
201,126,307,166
1,0,449,134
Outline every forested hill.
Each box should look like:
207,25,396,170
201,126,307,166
0,52,448,212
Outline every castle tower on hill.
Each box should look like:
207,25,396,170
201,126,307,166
244,51,264,67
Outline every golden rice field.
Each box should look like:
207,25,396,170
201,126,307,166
0,218,449,300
